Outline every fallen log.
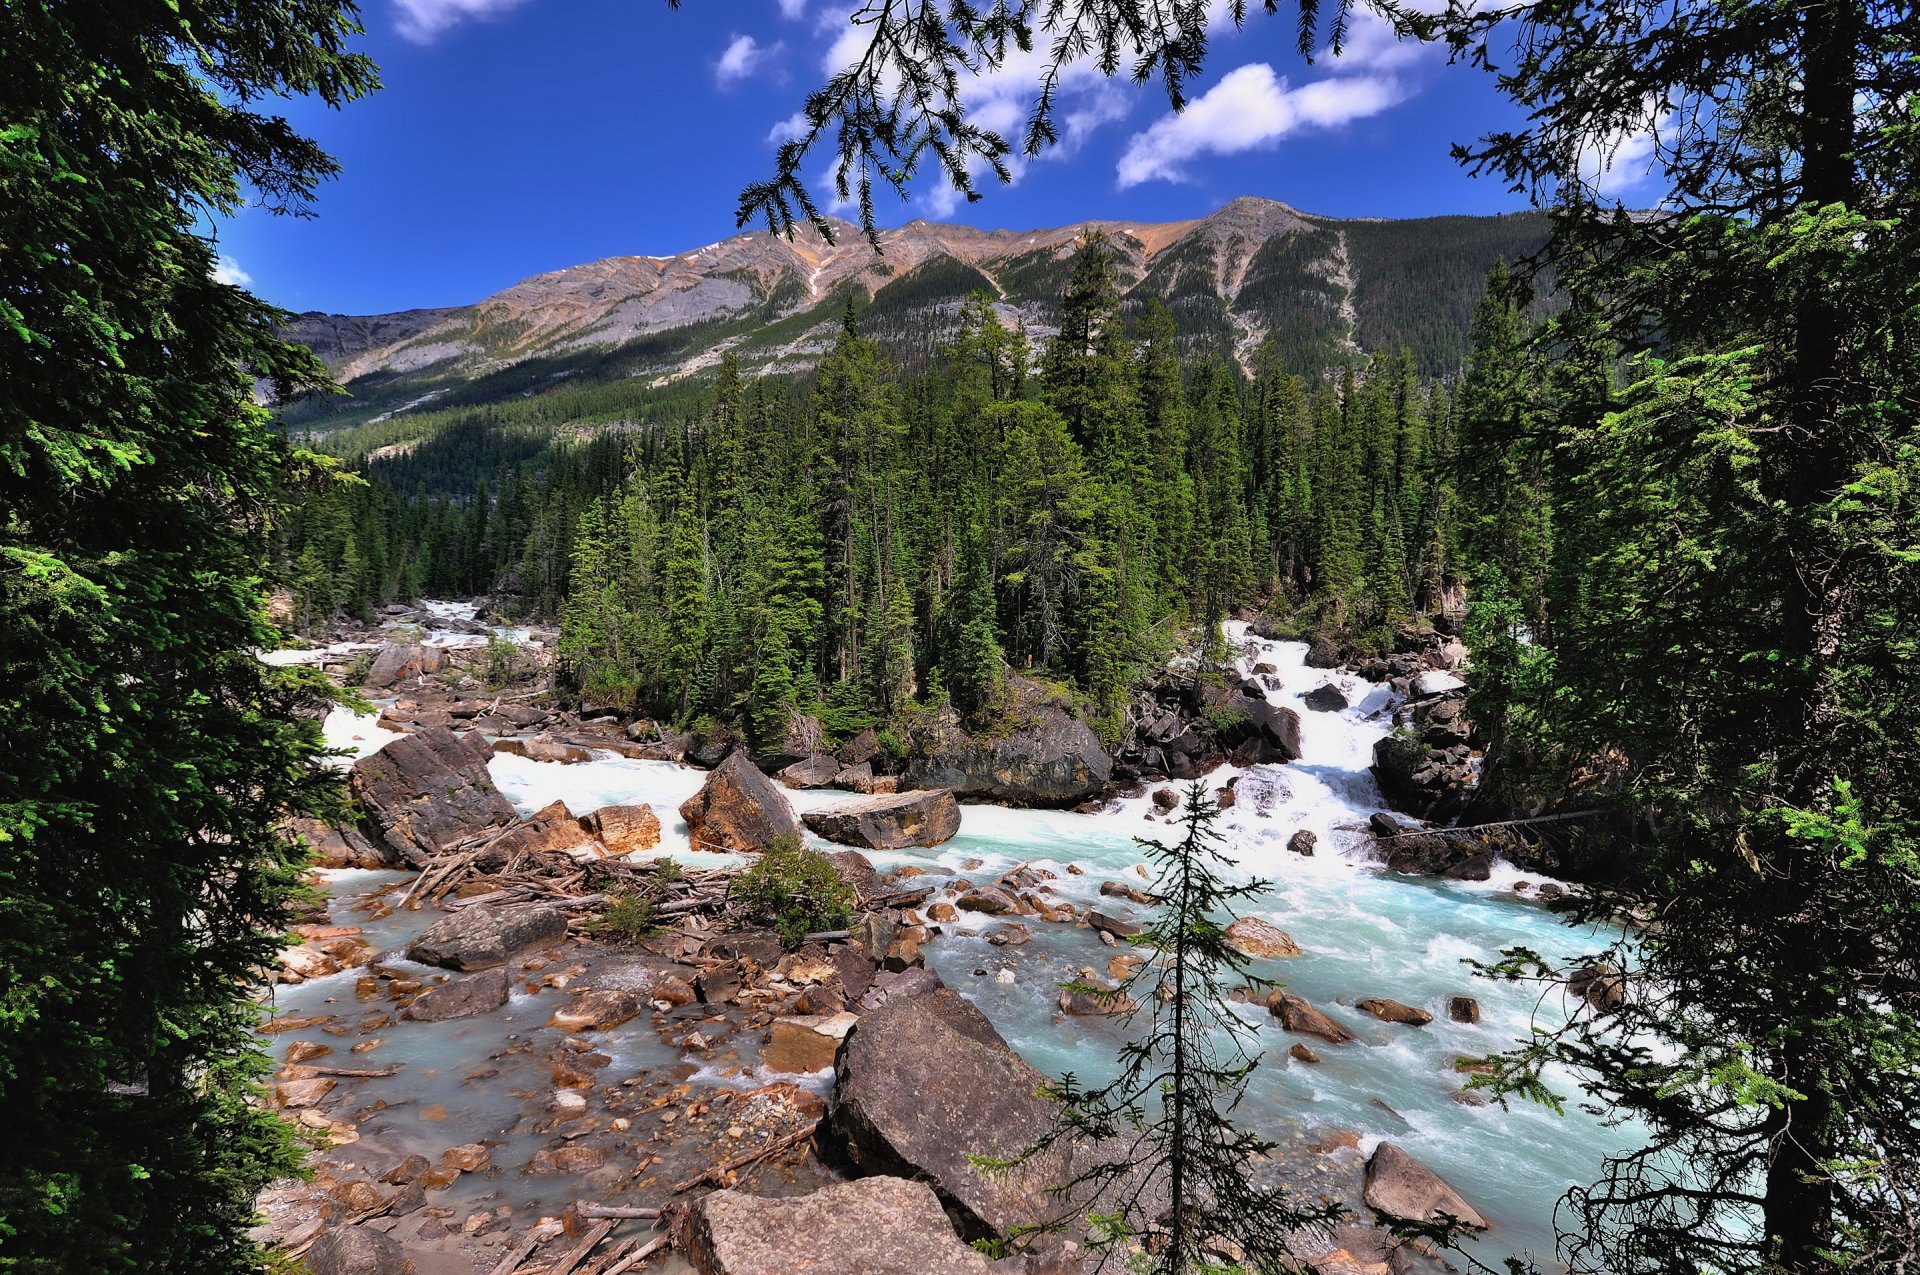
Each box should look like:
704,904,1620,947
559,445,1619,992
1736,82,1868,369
670,1119,819,1194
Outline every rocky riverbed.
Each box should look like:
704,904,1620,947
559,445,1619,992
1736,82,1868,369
253,605,1635,1274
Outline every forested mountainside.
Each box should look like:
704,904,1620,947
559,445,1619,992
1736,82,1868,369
282,229,1530,766
278,197,1547,442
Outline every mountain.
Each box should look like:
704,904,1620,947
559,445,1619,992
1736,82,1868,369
282,196,1548,438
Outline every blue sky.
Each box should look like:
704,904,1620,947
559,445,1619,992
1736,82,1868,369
212,0,1551,316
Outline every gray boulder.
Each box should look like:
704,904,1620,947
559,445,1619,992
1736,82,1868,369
402,967,510,1021
685,1177,990,1275
406,903,567,970
349,727,517,866
903,693,1111,808
803,790,962,850
826,978,1075,1242
305,1225,408,1275
777,754,841,789
680,752,801,852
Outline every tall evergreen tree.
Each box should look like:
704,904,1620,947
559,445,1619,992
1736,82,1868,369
0,2,375,1269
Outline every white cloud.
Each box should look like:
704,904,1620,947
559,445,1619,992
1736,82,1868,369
392,0,531,44
211,254,253,288
1577,103,1668,201
1117,63,1409,188
768,111,810,145
776,0,807,18
716,34,783,87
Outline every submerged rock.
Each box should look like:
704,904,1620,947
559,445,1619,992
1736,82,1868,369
350,727,517,865
402,967,510,1021
685,1177,990,1275
802,790,961,850
679,751,801,852
1363,1141,1489,1232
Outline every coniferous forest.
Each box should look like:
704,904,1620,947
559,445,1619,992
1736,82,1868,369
5,1,1918,1274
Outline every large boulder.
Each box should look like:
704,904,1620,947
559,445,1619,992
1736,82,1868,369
1303,683,1349,713
680,752,801,852
903,686,1111,808
826,979,1076,1242
1220,700,1303,765
685,1178,990,1275
403,967,510,1021
802,790,962,850
363,642,448,690
1224,917,1301,958
349,728,517,865
406,903,567,970
1363,1142,1489,1232
1372,700,1476,822
305,1225,408,1275
777,754,842,790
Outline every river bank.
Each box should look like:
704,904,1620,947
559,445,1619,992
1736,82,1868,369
254,608,1634,1274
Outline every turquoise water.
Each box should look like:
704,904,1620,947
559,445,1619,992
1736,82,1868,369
317,624,1635,1266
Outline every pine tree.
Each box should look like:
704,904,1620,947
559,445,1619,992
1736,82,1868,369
998,785,1343,1270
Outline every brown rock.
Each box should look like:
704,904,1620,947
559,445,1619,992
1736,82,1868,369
1448,996,1481,1024
403,967,511,1021
492,735,592,764
486,799,597,859
438,1144,491,1172
1086,908,1144,939
547,988,641,1032
306,1226,408,1275
802,790,962,850
762,1013,858,1074
1568,962,1625,1011
526,1145,609,1175
685,1177,990,1275
957,886,1019,915
1355,997,1434,1026
1287,829,1317,856
1289,1043,1322,1065
284,1040,333,1064
1267,991,1356,1044
777,754,842,789
1224,916,1301,958
275,1077,336,1108
679,752,801,852
927,901,957,923
363,642,449,689
1363,1141,1489,1232
590,803,662,854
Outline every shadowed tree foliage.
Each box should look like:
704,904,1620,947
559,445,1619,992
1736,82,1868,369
0,1,375,1270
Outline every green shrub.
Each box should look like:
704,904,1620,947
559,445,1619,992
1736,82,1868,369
731,833,857,949
587,890,656,943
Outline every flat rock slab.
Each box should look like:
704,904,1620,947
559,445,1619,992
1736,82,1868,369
1364,1141,1489,1232
680,752,800,852
403,967,510,1021
1356,997,1433,1026
686,1177,990,1275
802,789,962,850
407,903,567,971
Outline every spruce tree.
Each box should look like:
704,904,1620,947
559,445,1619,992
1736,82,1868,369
0,2,375,1269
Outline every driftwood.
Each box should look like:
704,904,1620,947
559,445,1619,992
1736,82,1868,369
542,1219,615,1275
671,1119,820,1194
486,1222,564,1275
574,1203,663,1221
599,1234,669,1274
1373,810,1606,842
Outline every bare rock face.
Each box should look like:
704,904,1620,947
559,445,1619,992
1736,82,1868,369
402,967,510,1021
826,978,1074,1242
1363,1142,1490,1232
1224,917,1302,958
407,903,567,970
590,803,661,854
350,727,517,866
902,688,1112,808
679,752,800,852
288,815,400,869
1267,990,1356,1044
802,790,961,850
363,642,449,689
685,1177,990,1275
